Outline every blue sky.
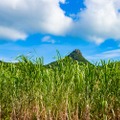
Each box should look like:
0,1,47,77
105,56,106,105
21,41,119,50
0,0,120,64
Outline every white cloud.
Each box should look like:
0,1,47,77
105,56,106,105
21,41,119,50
88,36,104,45
72,0,120,44
97,49,120,59
41,36,55,44
0,0,72,40
87,49,120,60
1,0,120,44
0,26,27,40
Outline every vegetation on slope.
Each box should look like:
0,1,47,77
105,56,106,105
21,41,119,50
47,49,91,68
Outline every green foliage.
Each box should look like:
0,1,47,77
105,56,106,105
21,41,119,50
0,55,120,119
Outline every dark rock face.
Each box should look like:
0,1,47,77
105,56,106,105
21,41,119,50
72,49,82,55
68,49,89,64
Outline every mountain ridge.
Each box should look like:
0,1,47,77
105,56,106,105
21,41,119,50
47,49,91,67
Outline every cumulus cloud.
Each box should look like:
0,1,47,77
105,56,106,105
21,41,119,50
1,0,120,44
0,26,27,40
41,36,55,44
0,0,72,40
72,0,120,44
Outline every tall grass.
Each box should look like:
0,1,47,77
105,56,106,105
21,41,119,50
0,56,120,120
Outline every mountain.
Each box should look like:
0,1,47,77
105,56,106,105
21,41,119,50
47,49,91,68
